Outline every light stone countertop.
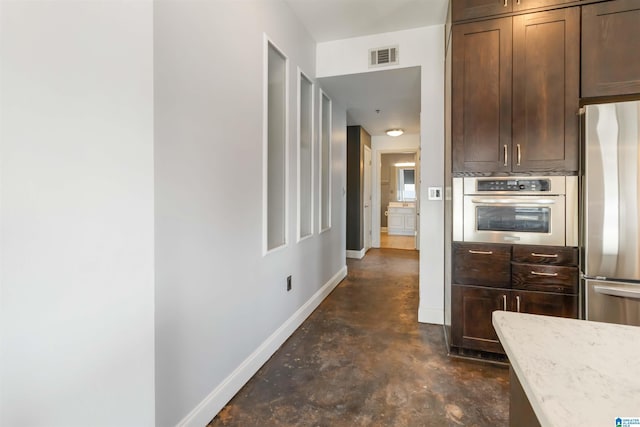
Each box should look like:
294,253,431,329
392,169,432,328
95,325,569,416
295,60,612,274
492,311,640,427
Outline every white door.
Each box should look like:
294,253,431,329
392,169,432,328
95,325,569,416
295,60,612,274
363,146,372,251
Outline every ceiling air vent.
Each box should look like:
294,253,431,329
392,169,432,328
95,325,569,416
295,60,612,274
369,45,399,68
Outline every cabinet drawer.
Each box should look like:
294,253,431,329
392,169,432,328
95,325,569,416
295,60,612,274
512,245,577,266
512,263,578,294
453,243,511,287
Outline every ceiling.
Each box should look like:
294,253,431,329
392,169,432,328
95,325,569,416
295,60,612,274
284,0,449,43
284,0,448,137
318,67,421,136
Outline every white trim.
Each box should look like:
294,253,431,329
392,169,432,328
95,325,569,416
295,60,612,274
319,89,332,233
263,34,290,255
418,306,444,325
176,265,349,427
346,248,366,259
297,68,315,242
381,227,388,233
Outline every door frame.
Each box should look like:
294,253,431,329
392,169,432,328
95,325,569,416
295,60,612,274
363,145,372,251
372,148,420,249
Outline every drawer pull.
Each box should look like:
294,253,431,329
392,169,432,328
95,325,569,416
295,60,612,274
468,250,493,255
530,271,558,277
516,295,521,312
531,252,558,258
502,294,507,310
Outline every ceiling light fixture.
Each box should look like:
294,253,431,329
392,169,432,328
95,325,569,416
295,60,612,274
394,162,415,167
386,129,404,137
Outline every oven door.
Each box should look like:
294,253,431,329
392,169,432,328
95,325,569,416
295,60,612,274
463,195,566,246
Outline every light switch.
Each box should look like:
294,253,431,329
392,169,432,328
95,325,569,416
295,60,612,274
428,187,443,200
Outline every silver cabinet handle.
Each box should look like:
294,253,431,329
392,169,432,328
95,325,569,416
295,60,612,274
502,295,507,310
517,0,520,4
531,252,559,258
531,271,558,277
504,0,508,6
517,144,521,166
516,295,521,312
594,285,640,300
503,144,508,166
468,250,493,255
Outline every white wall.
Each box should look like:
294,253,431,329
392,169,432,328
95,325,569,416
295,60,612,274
154,1,347,426
0,1,155,426
318,26,446,325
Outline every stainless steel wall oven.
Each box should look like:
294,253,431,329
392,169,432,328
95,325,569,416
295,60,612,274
453,176,578,246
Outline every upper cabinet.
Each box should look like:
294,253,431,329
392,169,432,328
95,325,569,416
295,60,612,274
582,0,640,98
452,8,580,174
512,8,580,172
452,18,512,173
452,0,575,22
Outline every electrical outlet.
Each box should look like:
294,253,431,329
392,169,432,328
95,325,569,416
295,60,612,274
286,275,292,291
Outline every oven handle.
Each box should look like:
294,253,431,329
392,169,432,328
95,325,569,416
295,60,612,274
470,198,557,205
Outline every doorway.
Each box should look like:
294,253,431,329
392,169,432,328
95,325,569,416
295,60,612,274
378,151,418,250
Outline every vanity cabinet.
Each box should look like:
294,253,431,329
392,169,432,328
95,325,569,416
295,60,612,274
452,0,575,22
582,0,640,98
387,204,416,236
451,242,578,355
452,8,579,174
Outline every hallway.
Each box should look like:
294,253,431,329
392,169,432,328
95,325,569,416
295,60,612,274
209,249,508,426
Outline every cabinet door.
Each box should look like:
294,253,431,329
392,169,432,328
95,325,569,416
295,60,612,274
453,242,512,287
452,285,507,353
512,290,577,318
452,0,511,22
404,213,416,231
512,8,579,173
582,0,640,98
452,18,512,173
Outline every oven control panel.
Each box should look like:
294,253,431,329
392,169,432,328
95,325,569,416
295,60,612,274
476,179,551,192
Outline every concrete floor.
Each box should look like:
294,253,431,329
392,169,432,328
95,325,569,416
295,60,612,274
209,249,509,427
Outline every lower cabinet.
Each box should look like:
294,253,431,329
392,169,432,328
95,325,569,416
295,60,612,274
451,242,579,356
452,285,506,353
512,290,577,319
452,285,578,354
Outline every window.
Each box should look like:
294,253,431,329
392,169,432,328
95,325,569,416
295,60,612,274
319,91,331,232
397,168,416,201
264,39,288,252
298,71,314,240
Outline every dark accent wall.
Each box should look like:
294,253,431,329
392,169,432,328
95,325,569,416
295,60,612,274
346,126,371,251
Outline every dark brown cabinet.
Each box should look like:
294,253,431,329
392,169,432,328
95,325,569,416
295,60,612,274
452,18,512,173
512,8,580,172
582,0,640,98
452,286,506,353
511,290,577,318
452,8,579,174
451,243,578,355
452,0,574,22
452,242,511,287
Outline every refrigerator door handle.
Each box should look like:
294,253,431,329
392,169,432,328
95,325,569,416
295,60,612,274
593,284,640,300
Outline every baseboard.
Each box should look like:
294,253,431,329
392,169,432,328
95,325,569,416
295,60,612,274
177,265,348,427
381,227,388,233
346,248,365,259
418,306,444,325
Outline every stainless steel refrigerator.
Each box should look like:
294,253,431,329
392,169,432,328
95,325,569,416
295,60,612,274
583,100,640,326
